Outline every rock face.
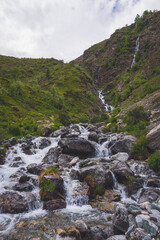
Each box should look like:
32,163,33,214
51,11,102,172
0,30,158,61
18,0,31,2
147,124,160,151
0,191,28,213
110,135,136,156
59,138,96,158
113,204,129,234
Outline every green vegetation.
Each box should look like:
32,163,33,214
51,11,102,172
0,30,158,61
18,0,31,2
94,185,105,196
0,56,102,140
39,167,60,183
41,179,55,192
148,150,160,172
131,136,149,160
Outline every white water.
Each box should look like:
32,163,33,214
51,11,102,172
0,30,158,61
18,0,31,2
98,90,114,111
131,37,140,68
111,171,127,200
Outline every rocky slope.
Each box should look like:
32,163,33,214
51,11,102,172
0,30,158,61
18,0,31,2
75,10,160,118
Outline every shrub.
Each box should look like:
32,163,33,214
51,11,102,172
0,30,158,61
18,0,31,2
125,106,149,125
8,125,21,136
131,136,149,160
148,150,160,172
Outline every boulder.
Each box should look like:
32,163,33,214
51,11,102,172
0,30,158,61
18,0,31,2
43,199,66,211
71,180,90,196
142,219,158,237
110,135,136,156
138,189,160,204
13,182,33,192
50,127,70,138
59,137,96,158
8,137,17,146
75,220,88,234
38,138,51,149
110,152,129,162
0,191,28,213
89,226,108,240
147,124,160,151
135,214,150,228
88,131,99,142
111,161,134,184
57,154,74,168
147,179,160,188
42,147,62,164
69,157,79,167
113,204,129,234
107,236,126,240
130,228,151,240
0,154,5,165
19,175,30,183
27,163,42,175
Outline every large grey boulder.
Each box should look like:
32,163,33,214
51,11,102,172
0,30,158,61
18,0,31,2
59,137,96,158
110,135,136,156
111,161,134,184
42,147,62,164
147,124,160,151
113,204,129,234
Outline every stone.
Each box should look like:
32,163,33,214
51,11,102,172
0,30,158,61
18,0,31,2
0,191,28,213
59,137,96,158
71,180,89,196
67,226,81,239
43,199,66,211
126,224,136,238
150,209,160,227
38,138,51,149
111,161,133,184
138,189,160,204
58,154,74,168
69,157,79,167
151,203,160,212
142,219,159,237
130,228,151,240
107,236,126,240
75,220,88,234
19,175,30,183
88,131,99,142
113,204,129,234
135,214,150,228
0,154,5,165
9,161,25,167
89,226,108,240
42,147,62,164
27,163,42,175
110,152,129,162
50,127,70,138
147,179,160,188
110,135,136,156
146,124,160,151
128,205,141,215
13,182,33,192
57,228,67,237
8,137,17,146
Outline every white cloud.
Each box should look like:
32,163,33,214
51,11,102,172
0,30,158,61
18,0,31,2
0,0,160,62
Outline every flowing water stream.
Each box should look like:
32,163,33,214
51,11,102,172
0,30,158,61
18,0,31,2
131,36,140,68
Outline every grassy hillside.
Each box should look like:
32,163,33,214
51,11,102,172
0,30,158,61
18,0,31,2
0,56,103,140
75,10,160,116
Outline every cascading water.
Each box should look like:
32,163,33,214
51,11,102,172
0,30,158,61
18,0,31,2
131,36,140,68
98,90,114,111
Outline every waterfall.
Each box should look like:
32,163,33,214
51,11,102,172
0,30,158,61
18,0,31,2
131,36,140,68
111,171,127,200
98,90,114,111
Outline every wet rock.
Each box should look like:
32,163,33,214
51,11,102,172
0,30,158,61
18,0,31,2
50,126,70,138
111,161,134,184
150,209,160,227
113,204,129,234
67,226,81,239
70,168,79,179
58,154,74,168
0,154,5,165
128,204,141,215
138,189,160,204
57,228,67,237
42,147,62,164
0,191,28,213
88,131,99,142
110,152,129,162
21,143,33,155
13,182,34,192
110,135,136,156
130,228,151,240
13,156,22,162
59,137,96,158
19,175,30,183
126,224,136,238
8,137,17,146
43,199,66,211
151,203,160,212
75,220,88,235
27,163,42,175
38,138,51,149
127,177,144,196
9,161,25,167
146,124,160,151
147,179,160,188
71,180,90,196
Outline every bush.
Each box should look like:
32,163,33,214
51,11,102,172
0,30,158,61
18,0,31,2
131,136,149,160
148,150,160,172
125,106,149,125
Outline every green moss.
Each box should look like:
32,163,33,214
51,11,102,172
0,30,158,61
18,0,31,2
41,179,55,192
94,185,105,196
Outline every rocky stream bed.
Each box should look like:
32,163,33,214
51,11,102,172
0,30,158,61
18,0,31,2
0,122,160,240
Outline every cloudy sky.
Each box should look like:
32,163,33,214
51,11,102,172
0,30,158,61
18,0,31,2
0,0,160,62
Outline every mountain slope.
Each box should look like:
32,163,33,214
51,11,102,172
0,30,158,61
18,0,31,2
75,10,160,117
0,56,103,139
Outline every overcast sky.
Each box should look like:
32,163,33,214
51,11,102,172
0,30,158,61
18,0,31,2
0,0,160,62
